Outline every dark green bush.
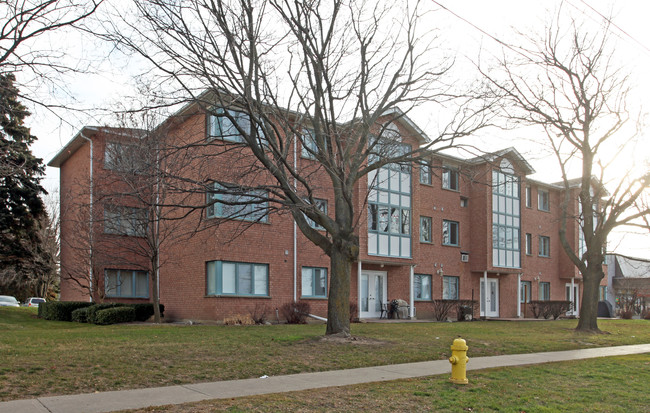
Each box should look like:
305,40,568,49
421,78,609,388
71,307,92,323
131,303,165,322
86,303,125,324
39,301,93,321
94,306,136,325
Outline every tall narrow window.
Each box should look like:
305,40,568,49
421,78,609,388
442,168,459,191
538,189,549,211
300,129,319,159
539,282,550,301
420,163,431,185
525,185,532,208
367,143,412,258
492,169,521,268
538,236,550,257
414,274,432,300
525,233,532,255
520,281,532,303
420,216,432,243
442,220,459,246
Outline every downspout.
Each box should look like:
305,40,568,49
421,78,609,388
80,132,94,302
409,265,415,318
517,273,521,318
293,132,297,302
357,260,362,319
483,270,488,318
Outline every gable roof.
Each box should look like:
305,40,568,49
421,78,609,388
466,147,536,175
48,127,147,168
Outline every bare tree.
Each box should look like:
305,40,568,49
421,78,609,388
103,0,493,335
482,14,650,331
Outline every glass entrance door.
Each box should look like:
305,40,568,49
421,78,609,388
480,278,499,317
360,271,387,318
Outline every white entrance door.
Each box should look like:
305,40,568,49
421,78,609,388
480,278,499,317
566,284,580,316
360,271,387,318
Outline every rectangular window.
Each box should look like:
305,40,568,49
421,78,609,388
301,267,327,298
442,276,459,300
206,261,269,296
460,197,468,208
419,163,432,185
207,108,264,144
525,185,532,208
442,220,459,246
525,233,532,255
492,170,521,268
599,286,607,301
442,168,459,191
104,142,141,172
207,182,268,222
420,216,432,243
104,205,147,237
105,270,148,298
539,282,551,301
520,281,532,303
305,198,327,230
414,274,432,300
538,189,549,211
301,129,319,159
539,236,550,257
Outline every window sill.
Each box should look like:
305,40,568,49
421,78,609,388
300,296,328,300
537,208,550,213
538,255,551,259
442,244,460,248
420,240,433,244
419,182,433,187
442,187,460,193
205,295,271,299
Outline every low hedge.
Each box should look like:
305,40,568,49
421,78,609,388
86,303,126,324
71,307,92,323
131,303,165,322
39,301,93,321
94,306,136,325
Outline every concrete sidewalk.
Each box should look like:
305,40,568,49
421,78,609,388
3,344,649,413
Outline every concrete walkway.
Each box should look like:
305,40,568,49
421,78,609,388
3,344,649,413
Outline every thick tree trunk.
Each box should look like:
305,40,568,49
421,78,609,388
326,243,352,336
576,267,603,332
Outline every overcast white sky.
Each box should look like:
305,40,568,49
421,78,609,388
23,0,650,258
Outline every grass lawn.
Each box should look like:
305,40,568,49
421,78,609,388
1,307,649,403
122,354,650,412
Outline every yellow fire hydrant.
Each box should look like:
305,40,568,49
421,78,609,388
449,337,469,384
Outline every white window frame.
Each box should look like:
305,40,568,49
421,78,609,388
525,185,532,208
525,233,532,255
520,280,532,303
206,260,269,297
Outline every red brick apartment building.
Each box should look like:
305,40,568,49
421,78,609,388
49,102,602,322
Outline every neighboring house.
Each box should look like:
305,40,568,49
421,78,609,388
49,100,603,322
607,254,650,316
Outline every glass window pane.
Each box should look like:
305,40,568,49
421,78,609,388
239,264,252,294
302,267,313,296
222,263,236,294
135,272,148,297
120,271,133,297
105,270,118,296
254,265,267,295
315,269,327,296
